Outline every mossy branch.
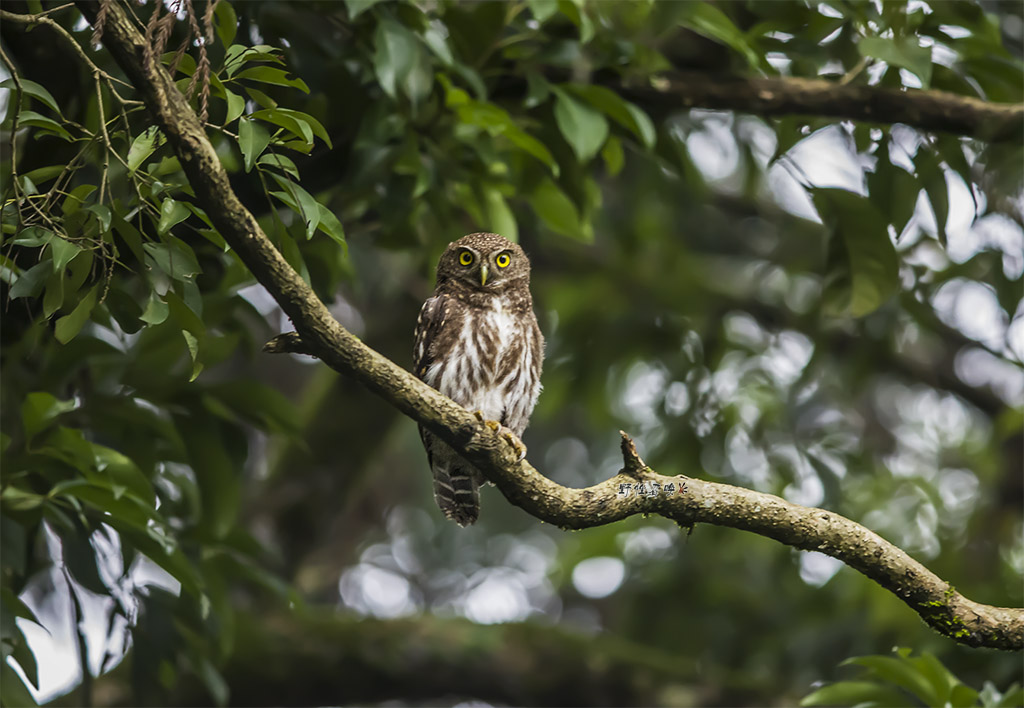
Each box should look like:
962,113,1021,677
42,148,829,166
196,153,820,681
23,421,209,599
72,0,1024,651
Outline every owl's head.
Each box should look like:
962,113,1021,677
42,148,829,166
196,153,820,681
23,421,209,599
437,232,530,290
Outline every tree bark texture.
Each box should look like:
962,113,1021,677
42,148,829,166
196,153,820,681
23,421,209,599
617,72,1023,142
56,0,1024,651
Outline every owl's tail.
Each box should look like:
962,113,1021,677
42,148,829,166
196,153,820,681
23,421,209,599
433,459,480,527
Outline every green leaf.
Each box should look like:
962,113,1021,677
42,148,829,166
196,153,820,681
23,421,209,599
567,84,656,149
813,188,899,317
422,23,454,66
0,588,40,631
244,86,277,109
0,77,60,114
373,19,418,100
525,72,551,109
315,203,346,248
105,517,202,595
917,149,949,246
140,292,170,326
239,117,271,173
844,654,939,705
157,198,192,235
1,662,38,708
558,0,594,43
552,87,609,163
224,90,246,125
22,165,64,187
11,226,52,247
175,415,240,541
54,284,98,343
482,185,517,243
214,0,238,48
800,680,914,707
602,135,625,176
993,684,1024,708
143,241,201,280
527,0,559,23
48,234,81,272
529,178,588,241
205,380,302,434
183,330,203,382
250,108,313,145
21,391,76,439
859,36,932,88
85,204,112,234
910,651,965,706
42,269,63,318
274,108,332,148
9,261,50,299
0,487,44,512
92,443,156,504
195,657,230,708
61,184,96,216
257,153,300,179
234,66,309,93
269,174,320,238
7,623,39,690
677,2,761,69
15,110,72,141
867,149,920,236
128,126,163,173
224,44,284,78
370,18,432,105
345,0,385,19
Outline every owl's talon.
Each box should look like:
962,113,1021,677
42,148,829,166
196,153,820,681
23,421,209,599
501,430,527,461
473,410,486,423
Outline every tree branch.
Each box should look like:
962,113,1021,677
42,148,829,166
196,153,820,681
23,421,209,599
615,73,1023,142
78,0,1023,651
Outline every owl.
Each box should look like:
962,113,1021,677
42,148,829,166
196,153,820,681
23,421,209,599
413,232,544,526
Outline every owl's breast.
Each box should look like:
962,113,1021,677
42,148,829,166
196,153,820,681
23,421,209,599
428,297,540,429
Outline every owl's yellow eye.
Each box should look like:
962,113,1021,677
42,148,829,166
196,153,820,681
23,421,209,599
458,250,473,266
495,252,511,269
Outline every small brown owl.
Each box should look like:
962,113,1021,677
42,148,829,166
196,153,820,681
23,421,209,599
413,233,544,526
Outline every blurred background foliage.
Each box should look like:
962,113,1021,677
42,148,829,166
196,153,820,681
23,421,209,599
0,0,1022,705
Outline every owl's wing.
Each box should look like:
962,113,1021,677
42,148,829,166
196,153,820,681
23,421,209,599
413,294,449,381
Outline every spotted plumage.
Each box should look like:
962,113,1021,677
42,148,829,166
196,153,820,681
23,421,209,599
414,233,544,526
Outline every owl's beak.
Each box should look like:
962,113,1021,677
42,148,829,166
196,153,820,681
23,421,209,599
480,264,489,286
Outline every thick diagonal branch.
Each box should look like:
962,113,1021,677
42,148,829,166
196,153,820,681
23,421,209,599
77,0,1023,651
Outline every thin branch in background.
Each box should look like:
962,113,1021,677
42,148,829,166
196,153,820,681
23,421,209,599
94,75,112,205
0,44,25,210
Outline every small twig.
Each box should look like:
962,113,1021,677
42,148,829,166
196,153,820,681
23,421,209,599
619,431,649,479
0,9,136,106
94,75,112,205
0,44,25,210
263,332,313,355
838,55,871,86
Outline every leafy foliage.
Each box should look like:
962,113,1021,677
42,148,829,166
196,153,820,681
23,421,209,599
0,0,1021,705
801,648,1024,708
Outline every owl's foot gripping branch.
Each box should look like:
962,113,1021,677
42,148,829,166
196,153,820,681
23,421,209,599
78,0,1023,652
